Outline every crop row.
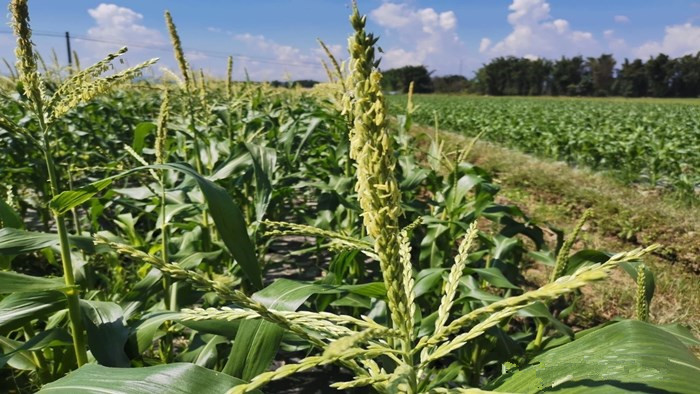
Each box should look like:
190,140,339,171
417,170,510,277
388,95,700,200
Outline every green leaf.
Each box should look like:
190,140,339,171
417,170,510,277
331,293,371,308
132,122,156,154
0,198,23,229
127,312,182,355
37,363,255,393
565,249,610,275
158,163,262,290
656,323,700,347
178,334,227,368
0,271,71,293
180,318,241,339
0,228,96,256
0,291,67,334
224,279,329,380
466,267,519,289
0,335,36,371
0,328,72,368
50,163,263,289
337,282,386,298
79,300,130,367
519,302,573,338
49,178,115,215
245,143,276,223
490,320,700,393
414,268,447,298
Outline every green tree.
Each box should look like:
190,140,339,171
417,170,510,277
588,54,616,96
615,59,648,97
645,53,673,97
432,75,471,93
381,65,434,93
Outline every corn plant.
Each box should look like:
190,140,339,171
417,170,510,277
1,1,698,393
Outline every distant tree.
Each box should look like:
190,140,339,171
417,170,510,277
645,54,673,97
526,58,553,95
551,56,585,95
669,53,700,97
292,79,319,88
381,65,434,93
614,59,648,97
432,75,470,93
588,54,616,96
393,52,700,98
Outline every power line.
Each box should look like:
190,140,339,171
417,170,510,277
0,29,332,70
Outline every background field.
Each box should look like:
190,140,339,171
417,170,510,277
388,95,700,202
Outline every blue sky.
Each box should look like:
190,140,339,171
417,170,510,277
2,0,700,80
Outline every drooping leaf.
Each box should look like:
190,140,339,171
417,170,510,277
0,328,72,368
414,268,447,298
37,363,255,393
0,228,96,256
0,291,67,334
0,335,35,371
490,320,700,393
0,271,71,294
79,300,130,367
337,282,386,298
178,334,227,368
49,178,115,215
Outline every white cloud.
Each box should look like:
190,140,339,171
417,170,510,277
635,23,700,58
369,2,464,72
233,33,332,80
614,15,630,24
479,38,492,53
84,3,165,55
480,0,598,59
603,29,627,52
184,51,209,62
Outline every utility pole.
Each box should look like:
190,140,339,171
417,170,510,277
65,31,72,66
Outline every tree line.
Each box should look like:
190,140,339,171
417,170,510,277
379,53,700,97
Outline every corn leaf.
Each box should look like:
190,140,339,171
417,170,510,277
79,300,130,367
223,279,330,380
50,163,263,289
0,291,67,334
0,271,71,294
37,363,255,393
490,320,700,393
0,328,72,368
244,142,276,223
0,335,36,371
0,199,23,229
0,228,96,256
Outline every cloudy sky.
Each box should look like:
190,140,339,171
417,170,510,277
1,0,700,80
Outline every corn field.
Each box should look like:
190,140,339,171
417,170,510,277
0,1,698,393
387,95,700,202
